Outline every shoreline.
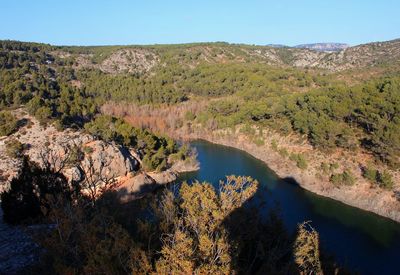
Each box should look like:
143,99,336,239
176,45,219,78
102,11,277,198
101,105,400,223
117,159,200,201
181,132,400,223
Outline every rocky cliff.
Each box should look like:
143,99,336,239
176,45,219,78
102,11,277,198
0,110,199,198
295,43,349,52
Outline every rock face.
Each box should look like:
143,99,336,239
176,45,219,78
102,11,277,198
0,112,140,192
54,48,159,75
0,111,199,199
99,49,159,74
295,43,350,52
80,140,139,180
118,159,200,202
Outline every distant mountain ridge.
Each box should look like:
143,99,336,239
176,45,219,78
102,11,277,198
265,44,288,48
294,43,350,52
1,38,400,72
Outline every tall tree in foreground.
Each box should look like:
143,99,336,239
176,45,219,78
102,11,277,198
154,176,258,274
294,222,323,274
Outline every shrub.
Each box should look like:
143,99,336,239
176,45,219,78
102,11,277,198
184,111,196,121
330,162,339,170
342,169,355,185
142,148,168,172
290,153,308,170
362,166,394,190
330,174,342,186
271,139,278,151
362,165,378,183
330,169,355,186
240,123,256,136
5,138,25,158
35,106,53,124
83,146,94,154
67,145,84,166
0,110,19,136
377,170,394,190
278,148,289,158
253,138,265,147
320,162,330,175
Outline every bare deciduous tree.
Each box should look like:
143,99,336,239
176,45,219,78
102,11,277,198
79,153,117,204
38,142,117,204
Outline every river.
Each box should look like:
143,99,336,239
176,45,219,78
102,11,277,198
177,140,400,274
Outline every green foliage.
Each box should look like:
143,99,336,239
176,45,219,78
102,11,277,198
169,144,189,162
0,110,18,136
362,165,394,190
78,69,187,105
362,165,378,182
5,138,25,158
330,169,355,186
253,137,265,147
184,110,196,121
0,44,96,127
84,115,184,171
320,162,330,175
0,40,388,274
199,77,400,167
330,162,339,170
289,153,308,170
142,147,168,171
1,40,399,169
377,170,394,190
278,147,289,157
67,145,84,166
239,123,256,136
271,139,278,151
82,146,94,155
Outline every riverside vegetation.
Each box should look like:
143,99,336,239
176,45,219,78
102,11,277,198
0,39,399,273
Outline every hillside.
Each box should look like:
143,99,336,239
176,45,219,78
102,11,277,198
295,43,349,52
0,38,400,223
52,38,400,72
1,37,400,273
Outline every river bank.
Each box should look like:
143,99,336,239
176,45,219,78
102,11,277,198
184,139,400,275
181,130,400,223
102,102,400,222
116,158,199,201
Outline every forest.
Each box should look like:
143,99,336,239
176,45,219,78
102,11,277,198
1,39,398,188
1,39,399,273
198,77,400,167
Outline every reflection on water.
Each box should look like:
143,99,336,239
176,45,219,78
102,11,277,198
177,140,400,275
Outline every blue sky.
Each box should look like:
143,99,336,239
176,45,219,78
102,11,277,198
1,0,399,46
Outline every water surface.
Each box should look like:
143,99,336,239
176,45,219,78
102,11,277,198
178,140,400,275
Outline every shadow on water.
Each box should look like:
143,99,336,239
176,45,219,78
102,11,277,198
176,140,400,275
